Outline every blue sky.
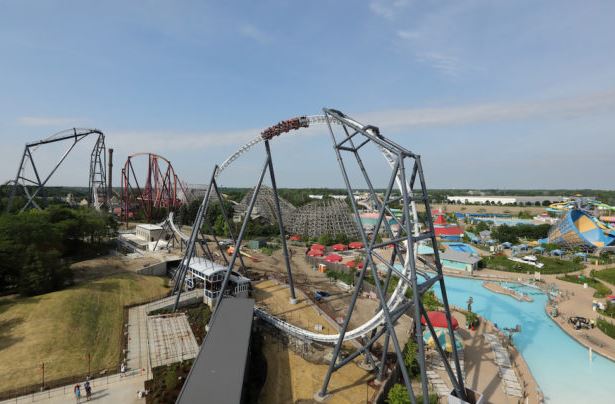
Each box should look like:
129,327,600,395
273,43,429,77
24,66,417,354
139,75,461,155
1,0,614,189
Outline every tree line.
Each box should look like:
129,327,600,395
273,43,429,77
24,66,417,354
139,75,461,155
0,206,117,296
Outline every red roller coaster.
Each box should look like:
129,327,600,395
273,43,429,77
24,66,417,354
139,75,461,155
120,153,188,223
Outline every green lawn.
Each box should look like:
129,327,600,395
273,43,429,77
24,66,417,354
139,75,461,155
556,274,612,298
597,317,615,340
592,268,615,286
0,272,169,393
484,254,582,274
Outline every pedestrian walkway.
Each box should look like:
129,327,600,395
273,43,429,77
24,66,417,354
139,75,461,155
0,369,146,404
126,290,201,373
483,333,523,398
147,313,199,367
425,349,465,398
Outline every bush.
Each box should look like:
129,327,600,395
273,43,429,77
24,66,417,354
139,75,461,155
386,384,438,404
598,302,615,319
465,312,479,328
325,269,355,285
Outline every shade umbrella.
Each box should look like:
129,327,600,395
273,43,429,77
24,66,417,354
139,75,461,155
332,243,348,251
308,249,324,257
422,328,463,353
348,241,364,249
345,260,356,268
311,243,326,251
290,235,301,241
420,311,459,330
325,253,343,263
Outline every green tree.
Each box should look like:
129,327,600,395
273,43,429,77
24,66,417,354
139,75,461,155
387,384,411,404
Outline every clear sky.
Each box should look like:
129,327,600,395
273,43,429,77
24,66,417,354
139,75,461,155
1,0,614,190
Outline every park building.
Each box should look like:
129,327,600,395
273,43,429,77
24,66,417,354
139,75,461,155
446,195,565,205
184,257,250,307
135,223,165,242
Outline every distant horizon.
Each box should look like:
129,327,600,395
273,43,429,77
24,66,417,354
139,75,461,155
8,185,613,193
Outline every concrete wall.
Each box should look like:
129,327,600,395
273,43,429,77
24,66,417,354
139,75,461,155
136,261,168,276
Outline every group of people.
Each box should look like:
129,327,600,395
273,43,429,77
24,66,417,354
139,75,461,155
73,378,92,402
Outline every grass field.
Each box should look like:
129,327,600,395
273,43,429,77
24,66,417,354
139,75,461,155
0,272,169,393
484,254,582,274
556,274,612,298
592,268,615,286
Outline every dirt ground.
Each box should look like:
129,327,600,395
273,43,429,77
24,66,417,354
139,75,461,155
258,332,378,404
71,254,165,281
421,203,546,216
253,279,338,335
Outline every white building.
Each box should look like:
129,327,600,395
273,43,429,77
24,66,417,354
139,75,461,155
184,257,250,307
446,195,564,205
136,224,165,242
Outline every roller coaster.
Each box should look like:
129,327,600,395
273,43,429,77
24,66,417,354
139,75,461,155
120,152,189,223
168,109,470,403
6,128,107,212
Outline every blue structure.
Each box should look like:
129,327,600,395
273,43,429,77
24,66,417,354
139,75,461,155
547,209,615,249
464,231,480,243
532,246,545,254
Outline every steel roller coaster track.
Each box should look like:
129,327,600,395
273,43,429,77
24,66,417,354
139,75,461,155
168,109,468,403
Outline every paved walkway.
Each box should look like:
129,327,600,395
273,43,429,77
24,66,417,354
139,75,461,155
147,314,199,367
483,333,523,398
0,370,147,404
126,290,201,373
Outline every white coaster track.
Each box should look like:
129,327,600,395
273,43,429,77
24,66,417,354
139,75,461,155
167,114,421,343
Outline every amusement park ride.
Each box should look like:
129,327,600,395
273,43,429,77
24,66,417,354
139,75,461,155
6,128,107,212
169,109,475,403
120,152,189,223
5,110,478,403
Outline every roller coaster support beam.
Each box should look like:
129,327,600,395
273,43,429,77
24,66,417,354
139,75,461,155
7,128,105,213
211,179,246,270
416,156,466,393
209,158,269,324
315,108,467,404
264,140,297,303
317,134,416,401
172,170,216,310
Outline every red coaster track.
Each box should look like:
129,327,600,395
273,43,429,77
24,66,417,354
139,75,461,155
120,153,187,223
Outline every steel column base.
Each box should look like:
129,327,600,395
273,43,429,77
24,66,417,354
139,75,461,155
289,297,298,305
314,392,331,402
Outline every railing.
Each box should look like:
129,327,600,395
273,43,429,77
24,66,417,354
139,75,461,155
0,368,147,403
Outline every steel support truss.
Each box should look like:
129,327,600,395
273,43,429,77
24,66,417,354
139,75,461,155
7,128,106,212
315,109,466,402
172,109,467,403
120,153,189,223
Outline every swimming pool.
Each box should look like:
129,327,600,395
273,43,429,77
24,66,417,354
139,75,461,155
434,276,615,403
443,242,477,254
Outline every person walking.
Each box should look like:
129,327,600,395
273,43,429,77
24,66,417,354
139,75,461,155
73,384,81,403
84,379,92,401
120,361,126,377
